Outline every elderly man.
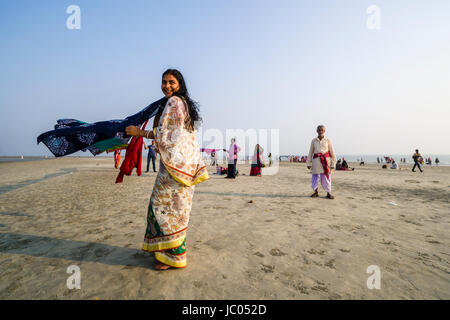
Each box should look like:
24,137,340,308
307,125,337,199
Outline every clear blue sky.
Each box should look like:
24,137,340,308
1,0,449,156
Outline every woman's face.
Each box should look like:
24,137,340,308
161,74,180,98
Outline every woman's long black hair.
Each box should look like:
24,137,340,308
162,69,202,130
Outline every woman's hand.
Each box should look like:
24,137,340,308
125,125,140,137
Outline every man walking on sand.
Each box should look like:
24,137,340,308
412,149,423,173
144,140,157,173
307,125,337,199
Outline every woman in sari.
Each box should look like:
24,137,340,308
125,69,209,270
225,138,241,179
250,144,264,176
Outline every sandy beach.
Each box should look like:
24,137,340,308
0,157,448,299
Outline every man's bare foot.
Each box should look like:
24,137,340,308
154,262,172,270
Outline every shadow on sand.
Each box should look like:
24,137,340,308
0,232,155,269
196,191,309,199
0,168,78,195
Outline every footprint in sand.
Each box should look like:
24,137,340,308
307,248,326,255
270,248,287,256
380,239,398,246
324,259,336,269
311,280,329,293
405,180,420,183
193,281,206,288
339,248,351,253
292,281,309,294
254,252,265,258
404,220,423,226
260,264,275,273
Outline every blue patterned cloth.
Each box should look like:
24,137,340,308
37,97,166,157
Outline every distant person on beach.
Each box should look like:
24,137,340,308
307,125,337,199
114,150,121,169
336,159,342,170
125,69,209,270
412,149,423,172
337,157,354,171
342,158,348,168
210,150,217,166
144,140,157,172
435,157,440,166
225,138,241,179
250,144,265,176
390,159,398,169
268,153,273,167
377,157,380,164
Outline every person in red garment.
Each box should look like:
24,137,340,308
307,125,337,199
250,144,265,176
114,150,121,169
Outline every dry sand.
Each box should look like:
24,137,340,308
0,157,449,299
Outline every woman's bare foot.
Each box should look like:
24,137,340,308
154,262,172,270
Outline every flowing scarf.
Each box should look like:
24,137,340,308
313,151,331,179
37,97,167,157
200,148,223,155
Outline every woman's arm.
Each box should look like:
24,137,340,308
125,125,155,139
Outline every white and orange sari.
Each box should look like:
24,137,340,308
142,96,209,268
